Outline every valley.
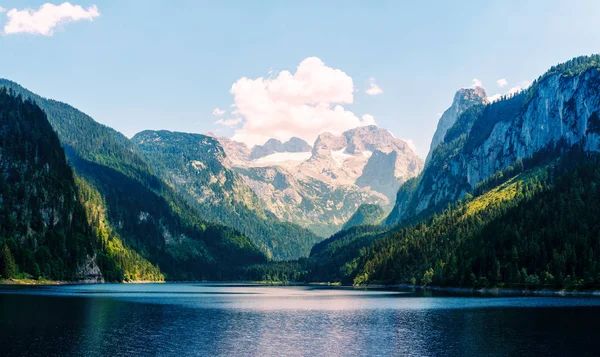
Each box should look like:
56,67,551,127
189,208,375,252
2,55,600,292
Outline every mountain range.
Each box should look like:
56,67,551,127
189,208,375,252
213,125,423,236
2,55,600,289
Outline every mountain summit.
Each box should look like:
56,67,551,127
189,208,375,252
250,137,312,160
426,86,488,163
216,125,424,236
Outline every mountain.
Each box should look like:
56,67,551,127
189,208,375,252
353,150,600,288
425,87,488,163
0,88,95,281
342,204,386,230
240,55,600,291
249,137,311,160
387,55,600,226
215,125,424,236
132,130,322,260
385,88,487,225
0,79,267,281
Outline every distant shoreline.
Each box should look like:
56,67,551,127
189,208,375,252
363,283,600,297
3,279,600,297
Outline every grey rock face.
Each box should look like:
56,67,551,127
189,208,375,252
426,87,488,163
250,137,312,160
285,137,312,153
355,150,399,199
218,125,424,235
408,67,600,221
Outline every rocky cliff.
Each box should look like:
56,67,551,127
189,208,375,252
388,55,600,225
425,87,489,163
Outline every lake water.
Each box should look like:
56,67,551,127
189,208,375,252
1,283,599,356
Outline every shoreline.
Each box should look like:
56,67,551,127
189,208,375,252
3,279,600,297
364,283,600,297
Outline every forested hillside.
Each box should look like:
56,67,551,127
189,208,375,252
239,149,600,290
0,88,93,280
132,130,322,260
342,204,386,230
354,150,600,289
0,79,267,281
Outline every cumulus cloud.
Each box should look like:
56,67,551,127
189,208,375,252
215,117,243,128
471,78,482,88
497,78,508,88
212,107,225,117
227,57,375,146
365,77,383,96
3,2,100,36
361,114,376,126
401,138,417,153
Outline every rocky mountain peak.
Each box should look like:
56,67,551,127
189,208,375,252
285,137,312,152
343,125,407,154
215,125,423,235
425,86,489,163
208,135,250,165
250,137,311,160
312,132,347,157
454,86,488,106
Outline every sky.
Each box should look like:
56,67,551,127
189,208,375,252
1,1,600,157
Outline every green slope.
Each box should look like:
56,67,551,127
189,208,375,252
342,204,386,231
0,88,94,280
132,130,323,260
0,79,267,281
354,150,600,289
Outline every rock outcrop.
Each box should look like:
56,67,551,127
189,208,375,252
425,87,489,163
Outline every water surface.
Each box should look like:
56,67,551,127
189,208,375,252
1,283,599,356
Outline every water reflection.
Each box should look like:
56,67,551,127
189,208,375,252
0,284,599,356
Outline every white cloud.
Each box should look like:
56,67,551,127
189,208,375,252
401,138,417,153
216,117,242,128
365,77,383,96
496,78,508,88
212,107,225,117
0,7,6,13
507,86,522,96
227,57,375,146
487,93,502,102
471,78,482,88
3,2,100,36
361,114,376,126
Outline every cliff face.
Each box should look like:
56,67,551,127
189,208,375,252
389,59,600,225
425,87,489,163
464,69,600,186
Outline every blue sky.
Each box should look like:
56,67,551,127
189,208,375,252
1,1,600,156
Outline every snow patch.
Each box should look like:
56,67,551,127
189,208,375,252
252,152,312,167
332,147,352,167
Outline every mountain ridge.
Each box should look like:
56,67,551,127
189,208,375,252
215,125,424,236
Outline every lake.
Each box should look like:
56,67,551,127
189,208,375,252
0,283,599,356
